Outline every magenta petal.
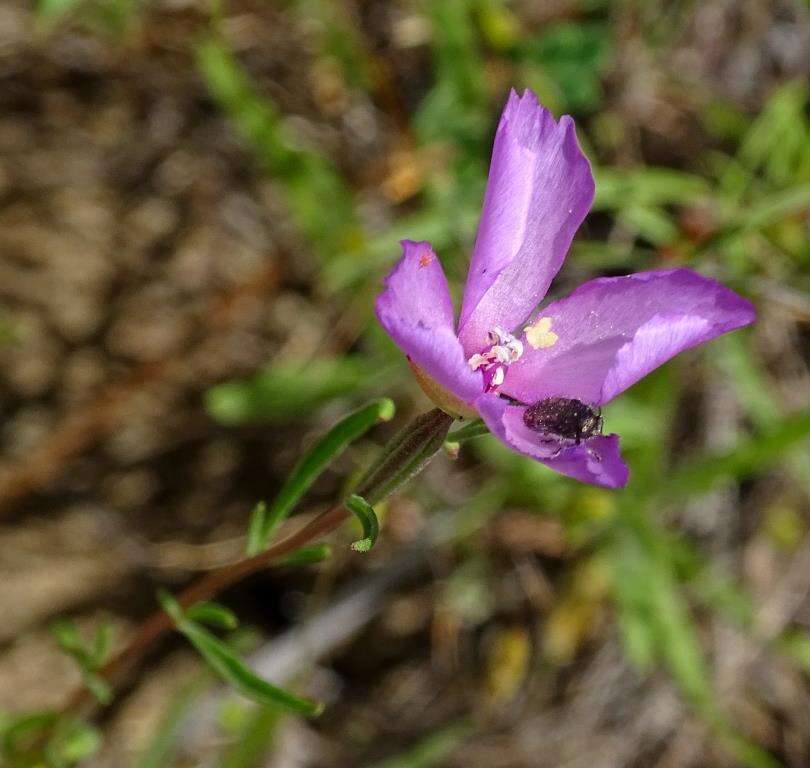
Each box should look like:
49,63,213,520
457,89,595,356
476,396,629,488
375,240,482,405
502,269,756,406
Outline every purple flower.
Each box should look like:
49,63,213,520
375,90,755,488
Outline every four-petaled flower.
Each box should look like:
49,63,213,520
375,89,755,488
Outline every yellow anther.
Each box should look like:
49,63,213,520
524,316,559,349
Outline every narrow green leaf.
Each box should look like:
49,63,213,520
247,399,395,555
245,502,268,556
346,494,379,553
593,167,709,209
277,544,332,566
159,591,322,717
186,602,240,631
180,623,323,717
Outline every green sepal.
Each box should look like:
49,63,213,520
356,409,454,505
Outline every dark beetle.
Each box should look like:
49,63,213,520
522,397,603,444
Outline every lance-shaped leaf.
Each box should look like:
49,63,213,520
346,494,379,552
158,592,322,717
245,501,269,558
246,398,395,555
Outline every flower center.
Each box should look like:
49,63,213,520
467,327,523,392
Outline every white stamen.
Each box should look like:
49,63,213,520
467,353,488,371
506,338,523,360
492,346,511,364
466,326,525,390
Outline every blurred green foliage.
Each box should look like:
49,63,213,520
366,720,472,768
35,0,141,34
50,620,115,705
205,357,383,425
0,712,101,768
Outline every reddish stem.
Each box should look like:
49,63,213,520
66,503,350,717
62,407,453,720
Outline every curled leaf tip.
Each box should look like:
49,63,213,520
377,397,396,422
346,493,379,553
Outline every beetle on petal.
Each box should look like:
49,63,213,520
375,89,755,488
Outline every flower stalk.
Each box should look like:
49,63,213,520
60,408,454,719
